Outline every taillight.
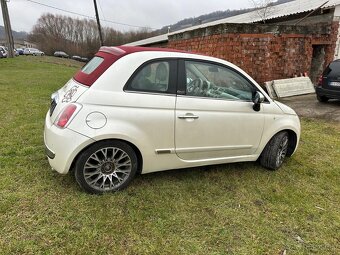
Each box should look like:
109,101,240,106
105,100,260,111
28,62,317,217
317,75,324,87
56,104,78,128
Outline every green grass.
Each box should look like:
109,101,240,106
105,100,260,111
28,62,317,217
0,56,339,254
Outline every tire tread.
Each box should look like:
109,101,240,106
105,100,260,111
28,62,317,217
260,131,288,170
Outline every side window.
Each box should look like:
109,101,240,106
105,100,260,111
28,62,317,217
130,61,170,92
185,61,255,101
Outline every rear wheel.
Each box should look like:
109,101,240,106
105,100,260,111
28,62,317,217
317,94,329,102
75,140,138,194
260,131,289,170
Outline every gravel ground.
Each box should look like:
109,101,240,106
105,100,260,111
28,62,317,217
278,93,340,122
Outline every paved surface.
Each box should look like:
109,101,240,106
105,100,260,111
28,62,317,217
278,93,340,122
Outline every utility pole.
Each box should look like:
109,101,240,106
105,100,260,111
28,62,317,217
93,0,104,46
1,0,15,58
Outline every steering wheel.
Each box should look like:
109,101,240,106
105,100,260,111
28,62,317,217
187,78,203,95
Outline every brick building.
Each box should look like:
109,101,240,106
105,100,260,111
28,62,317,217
126,0,340,85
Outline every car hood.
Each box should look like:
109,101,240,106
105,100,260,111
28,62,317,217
274,100,297,115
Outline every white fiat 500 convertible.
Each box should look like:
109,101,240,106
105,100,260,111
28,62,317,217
44,46,300,194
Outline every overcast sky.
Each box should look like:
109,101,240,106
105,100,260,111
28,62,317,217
2,0,253,32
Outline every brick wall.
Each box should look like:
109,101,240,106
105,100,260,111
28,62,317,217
167,22,339,85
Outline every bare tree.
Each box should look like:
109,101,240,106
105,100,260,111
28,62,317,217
29,13,156,57
250,0,276,23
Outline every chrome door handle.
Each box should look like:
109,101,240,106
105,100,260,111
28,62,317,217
178,114,199,119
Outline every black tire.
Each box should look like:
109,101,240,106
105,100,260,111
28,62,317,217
317,94,329,103
75,140,138,194
260,131,289,170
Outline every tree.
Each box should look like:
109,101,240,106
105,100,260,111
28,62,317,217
250,0,276,23
29,13,156,57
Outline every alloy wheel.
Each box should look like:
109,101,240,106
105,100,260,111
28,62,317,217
83,147,132,191
276,136,288,167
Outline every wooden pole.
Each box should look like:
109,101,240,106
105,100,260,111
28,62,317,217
93,0,104,46
0,0,15,58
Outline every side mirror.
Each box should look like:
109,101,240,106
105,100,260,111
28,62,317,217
252,91,265,112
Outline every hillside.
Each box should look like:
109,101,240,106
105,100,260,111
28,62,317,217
0,25,27,40
158,0,294,33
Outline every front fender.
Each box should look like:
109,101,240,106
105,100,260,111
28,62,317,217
256,113,301,157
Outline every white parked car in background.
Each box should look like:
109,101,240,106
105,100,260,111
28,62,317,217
44,46,300,194
0,46,8,58
54,51,69,58
24,48,44,56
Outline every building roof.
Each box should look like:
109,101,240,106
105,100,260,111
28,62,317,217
99,46,186,56
124,34,168,47
125,0,340,46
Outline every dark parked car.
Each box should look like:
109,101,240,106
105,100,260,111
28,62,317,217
54,51,69,58
316,59,340,102
16,48,24,55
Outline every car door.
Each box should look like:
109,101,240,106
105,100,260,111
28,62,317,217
175,60,265,161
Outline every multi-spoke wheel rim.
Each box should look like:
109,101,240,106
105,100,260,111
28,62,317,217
83,147,132,191
276,136,288,167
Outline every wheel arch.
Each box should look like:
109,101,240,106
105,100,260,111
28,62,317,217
69,138,143,174
259,128,298,158
285,129,298,156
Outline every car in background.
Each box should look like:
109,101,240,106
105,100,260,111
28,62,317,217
54,51,69,58
316,59,340,102
16,48,24,55
0,46,7,58
0,46,20,57
71,55,81,61
80,57,89,62
24,48,45,56
71,55,89,62
44,46,301,194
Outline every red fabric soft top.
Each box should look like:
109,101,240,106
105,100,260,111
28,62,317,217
73,46,188,87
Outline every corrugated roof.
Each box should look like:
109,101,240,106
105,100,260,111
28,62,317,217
124,33,168,47
125,0,340,46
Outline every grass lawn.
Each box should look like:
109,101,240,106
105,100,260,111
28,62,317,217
0,56,339,254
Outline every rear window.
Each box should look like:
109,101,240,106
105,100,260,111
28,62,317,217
324,61,340,76
81,57,104,74
73,51,124,87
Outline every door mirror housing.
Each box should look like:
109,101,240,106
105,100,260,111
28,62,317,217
252,91,265,112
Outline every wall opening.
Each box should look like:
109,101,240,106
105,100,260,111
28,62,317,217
310,45,325,84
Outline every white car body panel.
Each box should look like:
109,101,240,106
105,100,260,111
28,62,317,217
44,47,300,176
44,112,94,174
175,96,265,160
50,79,88,122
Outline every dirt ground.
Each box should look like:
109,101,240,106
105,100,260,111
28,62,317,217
278,93,340,122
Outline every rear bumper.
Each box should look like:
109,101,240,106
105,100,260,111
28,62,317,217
45,143,55,159
315,87,340,100
44,112,94,174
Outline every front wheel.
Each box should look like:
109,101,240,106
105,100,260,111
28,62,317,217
75,140,138,194
260,131,289,170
